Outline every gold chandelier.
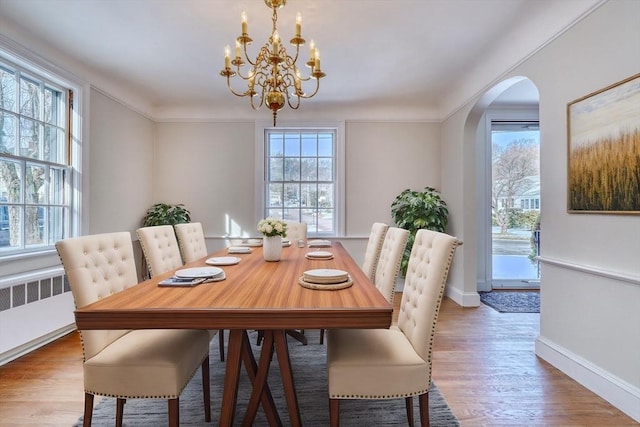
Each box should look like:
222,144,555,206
220,0,326,126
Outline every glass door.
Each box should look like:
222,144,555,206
491,121,540,289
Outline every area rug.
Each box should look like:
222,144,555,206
74,330,459,426
479,291,540,313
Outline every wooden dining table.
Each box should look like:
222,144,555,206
74,240,392,427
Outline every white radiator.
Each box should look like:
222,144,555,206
0,267,76,365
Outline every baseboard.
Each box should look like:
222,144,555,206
535,335,640,422
445,286,480,307
0,324,76,366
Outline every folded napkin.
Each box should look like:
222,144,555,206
228,246,252,254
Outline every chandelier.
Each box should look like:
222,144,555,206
220,0,326,126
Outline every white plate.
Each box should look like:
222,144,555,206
175,266,224,279
303,268,349,284
306,251,333,258
206,256,241,266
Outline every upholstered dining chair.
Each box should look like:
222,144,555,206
55,232,211,427
326,229,458,427
174,222,208,263
319,226,407,345
360,222,390,280
285,221,308,243
137,225,223,361
136,225,184,278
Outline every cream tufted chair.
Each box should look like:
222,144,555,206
319,225,407,345
372,226,409,305
137,225,221,361
285,221,308,243
136,225,184,278
360,222,390,280
173,222,227,361
55,232,211,427
174,222,208,263
326,229,458,427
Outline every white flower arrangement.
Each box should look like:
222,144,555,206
257,217,288,237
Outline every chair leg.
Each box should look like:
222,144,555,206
319,328,325,344
405,396,414,426
418,392,430,427
285,329,308,345
168,398,179,427
329,398,340,427
256,330,264,345
82,393,94,427
201,356,211,422
218,330,225,362
115,398,125,427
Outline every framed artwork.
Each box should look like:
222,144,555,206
567,73,640,214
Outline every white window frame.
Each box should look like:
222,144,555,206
0,35,85,261
255,120,345,237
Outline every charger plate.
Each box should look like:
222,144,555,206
298,276,353,290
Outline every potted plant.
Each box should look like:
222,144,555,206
390,186,449,275
142,203,191,227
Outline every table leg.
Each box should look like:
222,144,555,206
240,330,282,427
274,329,303,427
219,329,243,427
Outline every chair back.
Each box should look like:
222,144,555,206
174,222,208,263
397,229,457,363
55,232,137,360
361,222,389,279
373,227,409,304
285,222,307,241
136,225,183,277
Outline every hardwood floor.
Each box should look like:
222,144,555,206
0,295,636,426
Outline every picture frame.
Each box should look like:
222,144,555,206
567,73,640,214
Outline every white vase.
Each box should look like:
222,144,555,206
263,235,283,261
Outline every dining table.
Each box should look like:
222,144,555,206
74,239,393,427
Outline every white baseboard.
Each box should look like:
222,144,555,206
0,324,76,366
536,335,640,422
445,286,480,307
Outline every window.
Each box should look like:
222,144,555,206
0,59,72,254
263,128,338,235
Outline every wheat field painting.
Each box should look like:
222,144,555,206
567,74,640,213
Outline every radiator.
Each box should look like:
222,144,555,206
0,267,76,365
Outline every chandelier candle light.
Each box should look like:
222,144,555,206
220,0,326,126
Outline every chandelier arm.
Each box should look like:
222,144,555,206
299,78,321,99
225,75,251,97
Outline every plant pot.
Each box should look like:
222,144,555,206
263,235,283,261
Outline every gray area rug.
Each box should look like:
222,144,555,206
479,291,540,313
74,330,459,426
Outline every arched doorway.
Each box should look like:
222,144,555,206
464,77,540,294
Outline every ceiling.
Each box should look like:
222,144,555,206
0,0,602,121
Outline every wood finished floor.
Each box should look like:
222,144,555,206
0,295,636,426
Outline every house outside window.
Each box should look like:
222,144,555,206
0,57,73,255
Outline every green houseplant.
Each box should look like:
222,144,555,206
142,203,191,227
390,186,449,276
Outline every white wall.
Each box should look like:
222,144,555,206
89,89,155,235
152,120,442,261
441,0,640,420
